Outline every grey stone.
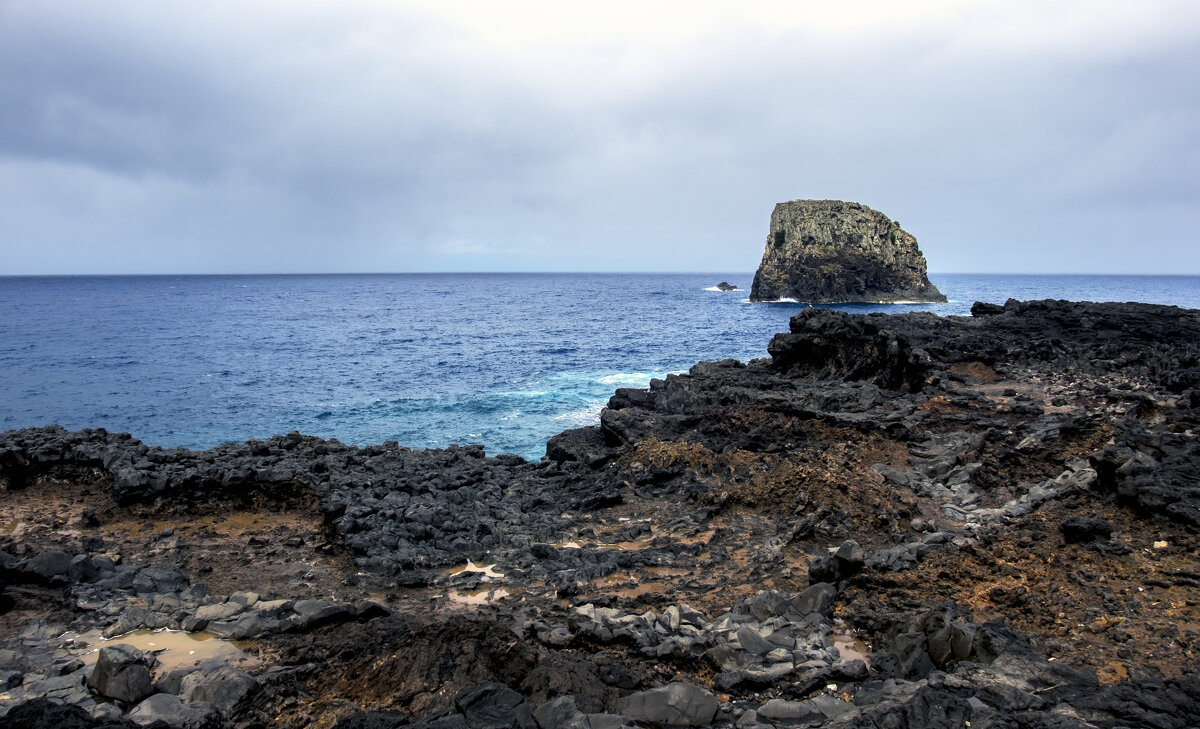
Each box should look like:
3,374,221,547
131,564,190,594
533,695,589,729
180,666,258,714
252,598,294,618
155,665,202,695
89,702,126,722
790,582,836,618
22,550,73,579
585,714,629,729
736,625,775,656
0,648,23,670
194,601,244,622
453,681,535,729
617,682,719,727
228,590,259,607
658,605,681,632
291,599,354,627
20,670,91,704
0,668,23,689
757,698,824,724
757,695,854,724
68,554,100,582
86,644,153,704
128,692,217,728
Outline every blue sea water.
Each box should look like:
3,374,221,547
2,273,1198,460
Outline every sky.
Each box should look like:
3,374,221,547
1,1,1198,275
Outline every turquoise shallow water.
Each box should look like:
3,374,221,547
2,273,1197,460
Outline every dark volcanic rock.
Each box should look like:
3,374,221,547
617,682,719,727
1060,516,1114,544
749,200,945,303
86,644,153,705
3,298,1200,729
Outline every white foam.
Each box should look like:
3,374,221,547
553,400,606,424
596,372,661,386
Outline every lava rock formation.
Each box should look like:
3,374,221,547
749,200,946,303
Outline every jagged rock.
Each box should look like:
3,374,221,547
179,667,257,715
21,551,74,581
86,644,153,705
0,698,142,728
127,693,217,728
533,695,589,729
749,200,945,303
453,682,535,729
1060,516,1113,544
616,682,719,727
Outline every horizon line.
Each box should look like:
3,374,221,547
3,271,1200,278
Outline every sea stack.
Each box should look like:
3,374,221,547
749,199,946,303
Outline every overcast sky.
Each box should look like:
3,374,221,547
2,1,1197,275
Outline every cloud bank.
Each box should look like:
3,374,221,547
2,0,1198,274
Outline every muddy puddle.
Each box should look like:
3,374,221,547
442,561,504,579
63,628,259,673
830,629,871,667
448,588,511,606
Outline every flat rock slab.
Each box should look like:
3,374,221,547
617,682,719,727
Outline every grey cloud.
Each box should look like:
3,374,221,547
1,1,1198,274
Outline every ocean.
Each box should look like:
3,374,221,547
2,273,1198,461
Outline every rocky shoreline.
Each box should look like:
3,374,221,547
1,298,1198,728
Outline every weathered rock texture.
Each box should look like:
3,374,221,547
3,300,1200,729
750,200,946,303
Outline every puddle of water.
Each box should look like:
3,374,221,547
443,560,504,579
831,632,871,667
65,629,259,673
449,588,511,606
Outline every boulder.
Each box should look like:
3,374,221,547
179,667,257,715
86,644,153,704
21,551,73,581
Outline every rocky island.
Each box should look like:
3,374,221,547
750,200,946,304
1,299,1199,728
